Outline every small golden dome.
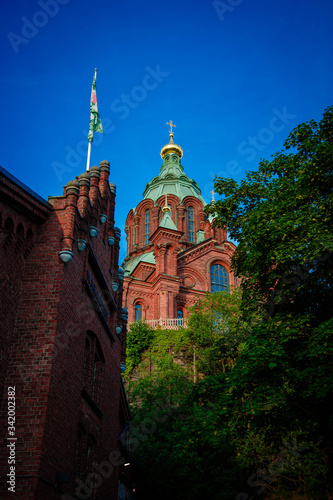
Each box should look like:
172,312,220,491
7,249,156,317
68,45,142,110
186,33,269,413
160,134,183,159
160,121,183,159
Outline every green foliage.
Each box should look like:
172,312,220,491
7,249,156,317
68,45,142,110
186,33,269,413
150,327,192,355
205,105,333,320
129,348,243,500
187,288,258,375
131,353,192,409
188,288,243,343
125,321,154,374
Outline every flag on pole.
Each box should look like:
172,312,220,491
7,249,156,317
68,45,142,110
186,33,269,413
88,69,103,143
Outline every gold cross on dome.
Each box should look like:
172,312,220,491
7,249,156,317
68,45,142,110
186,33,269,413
166,120,176,135
210,189,215,203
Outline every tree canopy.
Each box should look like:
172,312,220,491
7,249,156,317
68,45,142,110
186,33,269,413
205,105,333,319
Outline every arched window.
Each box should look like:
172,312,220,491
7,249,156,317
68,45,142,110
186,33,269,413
145,209,150,245
135,303,142,321
211,264,229,292
188,206,195,242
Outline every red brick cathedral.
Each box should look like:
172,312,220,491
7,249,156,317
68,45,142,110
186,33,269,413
123,124,238,327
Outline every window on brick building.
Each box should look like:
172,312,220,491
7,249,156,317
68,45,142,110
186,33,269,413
83,332,104,406
75,426,97,482
211,264,229,292
177,308,183,327
135,303,142,321
188,206,195,242
86,434,96,476
145,209,150,245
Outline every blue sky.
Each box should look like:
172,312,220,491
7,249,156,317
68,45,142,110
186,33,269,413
1,0,332,260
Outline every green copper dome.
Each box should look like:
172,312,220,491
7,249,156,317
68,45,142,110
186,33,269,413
142,131,206,205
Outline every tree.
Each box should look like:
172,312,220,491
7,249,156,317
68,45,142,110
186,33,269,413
206,105,333,320
127,319,244,500
203,105,333,497
187,288,256,375
125,321,154,375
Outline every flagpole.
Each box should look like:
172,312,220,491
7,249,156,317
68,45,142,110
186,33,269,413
86,68,102,172
86,140,92,172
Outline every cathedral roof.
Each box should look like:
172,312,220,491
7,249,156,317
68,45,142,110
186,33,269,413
159,197,179,230
124,251,155,276
159,210,178,230
142,124,206,205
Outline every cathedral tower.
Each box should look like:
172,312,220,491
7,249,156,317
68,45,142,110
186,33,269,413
123,123,238,327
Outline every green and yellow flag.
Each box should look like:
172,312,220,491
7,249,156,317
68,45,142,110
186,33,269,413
88,69,103,143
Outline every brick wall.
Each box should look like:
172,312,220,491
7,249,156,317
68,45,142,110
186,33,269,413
0,164,129,499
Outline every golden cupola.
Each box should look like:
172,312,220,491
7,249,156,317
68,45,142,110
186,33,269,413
142,120,205,205
160,120,183,159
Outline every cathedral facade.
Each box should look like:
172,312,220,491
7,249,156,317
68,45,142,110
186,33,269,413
123,126,239,327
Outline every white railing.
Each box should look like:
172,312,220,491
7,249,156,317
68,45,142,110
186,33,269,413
129,318,188,330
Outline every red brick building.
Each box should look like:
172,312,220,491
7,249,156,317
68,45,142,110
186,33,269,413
0,163,133,499
123,129,238,327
